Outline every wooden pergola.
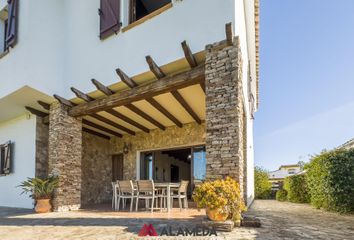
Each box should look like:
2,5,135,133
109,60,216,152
26,23,234,140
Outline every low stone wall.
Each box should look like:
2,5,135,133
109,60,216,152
111,122,206,180
81,132,113,205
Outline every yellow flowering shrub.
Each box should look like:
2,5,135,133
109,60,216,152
192,177,246,221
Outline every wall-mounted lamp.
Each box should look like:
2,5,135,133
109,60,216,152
123,142,132,154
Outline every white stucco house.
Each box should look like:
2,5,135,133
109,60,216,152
268,164,302,190
0,0,259,210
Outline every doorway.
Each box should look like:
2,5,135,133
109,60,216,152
139,145,206,192
112,154,124,181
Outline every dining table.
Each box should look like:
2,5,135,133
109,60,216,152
154,182,180,212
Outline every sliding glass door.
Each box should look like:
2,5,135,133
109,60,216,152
192,146,206,187
140,152,154,180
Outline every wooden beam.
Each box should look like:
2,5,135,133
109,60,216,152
181,41,197,68
125,104,166,131
71,87,95,102
83,127,111,140
82,119,122,138
171,90,201,124
106,109,150,133
146,98,183,128
69,64,205,117
37,101,50,110
53,94,76,107
226,22,233,46
200,81,206,94
116,68,138,88
25,106,48,118
91,113,135,135
91,78,114,96
71,86,147,133
146,55,165,79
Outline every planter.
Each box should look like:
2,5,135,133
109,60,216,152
206,207,228,222
35,199,52,213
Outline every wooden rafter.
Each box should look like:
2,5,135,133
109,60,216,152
125,104,166,131
37,101,50,110
146,97,183,128
25,106,48,118
91,78,114,96
82,119,122,138
181,40,198,68
91,113,135,135
226,22,233,46
171,90,201,124
69,64,205,116
53,94,76,107
71,87,94,102
82,127,111,140
146,55,165,79
72,86,147,134
116,68,138,88
106,109,149,133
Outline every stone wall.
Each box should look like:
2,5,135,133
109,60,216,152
48,102,82,211
35,117,49,178
111,122,205,180
81,132,112,205
205,38,245,196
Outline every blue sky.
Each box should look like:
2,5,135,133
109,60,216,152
254,0,354,171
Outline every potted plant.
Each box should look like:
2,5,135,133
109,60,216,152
193,177,246,225
19,175,59,213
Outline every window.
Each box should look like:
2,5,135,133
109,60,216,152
129,0,171,24
0,141,12,176
247,61,255,119
288,169,296,174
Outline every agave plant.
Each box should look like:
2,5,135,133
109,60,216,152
19,176,59,200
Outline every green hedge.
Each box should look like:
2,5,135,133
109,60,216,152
276,189,287,202
283,174,310,203
306,148,354,213
254,167,272,199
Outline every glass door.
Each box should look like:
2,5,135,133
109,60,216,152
192,146,206,188
140,152,154,180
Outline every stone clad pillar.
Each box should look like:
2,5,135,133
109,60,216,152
205,38,245,196
48,102,82,211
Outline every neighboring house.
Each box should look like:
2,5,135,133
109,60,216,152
0,0,259,210
339,138,354,150
268,165,301,191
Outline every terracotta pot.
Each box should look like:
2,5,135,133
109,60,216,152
206,207,228,222
35,199,52,213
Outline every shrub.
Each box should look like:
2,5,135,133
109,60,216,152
306,148,354,213
193,177,246,221
283,174,310,203
276,189,287,202
254,166,272,199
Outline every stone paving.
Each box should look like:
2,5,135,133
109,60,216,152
0,200,353,239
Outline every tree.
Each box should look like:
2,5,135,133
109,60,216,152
254,166,272,199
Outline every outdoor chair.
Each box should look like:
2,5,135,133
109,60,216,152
171,180,189,211
111,181,119,209
117,180,136,212
136,180,163,212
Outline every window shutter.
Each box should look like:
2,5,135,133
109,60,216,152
5,0,19,49
99,0,121,39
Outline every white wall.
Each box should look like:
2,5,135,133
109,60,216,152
0,114,36,209
0,0,239,99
